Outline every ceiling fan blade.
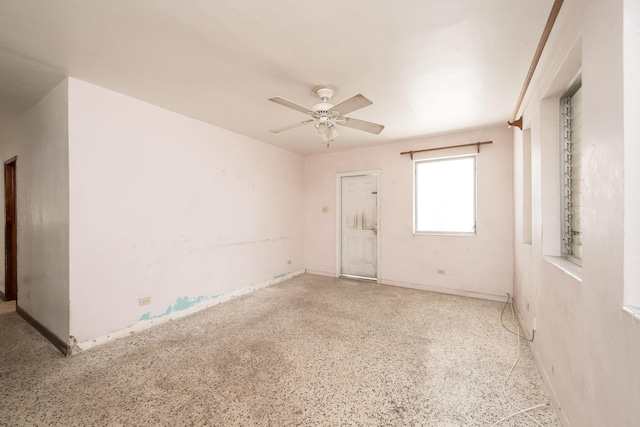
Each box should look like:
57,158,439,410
331,94,372,116
268,97,312,115
339,117,385,135
269,119,315,133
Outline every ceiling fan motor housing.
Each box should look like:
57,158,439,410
311,103,334,116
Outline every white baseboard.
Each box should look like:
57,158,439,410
303,273,508,303
512,304,571,427
304,269,337,278
381,278,508,302
73,269,305,353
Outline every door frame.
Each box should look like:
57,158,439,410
336,170,381,282
4,156,17,301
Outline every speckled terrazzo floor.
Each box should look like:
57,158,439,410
0,275,560,426
0,299,16,314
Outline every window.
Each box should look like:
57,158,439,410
522,129,532,244
561,82,582,262
414,155,476,234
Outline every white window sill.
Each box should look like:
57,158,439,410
623,306,640,322
544,256,583,281
414,232,476,237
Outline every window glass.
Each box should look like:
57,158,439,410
415,155,476,234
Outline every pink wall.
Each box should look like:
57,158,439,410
305,125,514,300
68,79,305,346
513,0,640,425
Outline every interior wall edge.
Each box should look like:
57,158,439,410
513,303,571,427
17,305,68,356
0,77,71,345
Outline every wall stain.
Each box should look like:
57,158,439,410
139,272,294,323
139,294,221,322
201,236,294,250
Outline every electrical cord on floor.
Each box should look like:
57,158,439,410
500,293,534,342
491,293,547,427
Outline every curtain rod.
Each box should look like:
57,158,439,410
508,0,564,129
400,141,493,159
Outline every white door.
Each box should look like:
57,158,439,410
341,175,378,279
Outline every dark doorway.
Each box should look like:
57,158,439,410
4,157,16,301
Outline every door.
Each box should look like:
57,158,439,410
341,174,378,279
4,158,16,301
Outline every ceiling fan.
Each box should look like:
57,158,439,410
268,87,384,147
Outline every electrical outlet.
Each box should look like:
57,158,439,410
436,269,446,275
138,297,151,306
532,316,537,331
287,260,292,265
322,206,328,213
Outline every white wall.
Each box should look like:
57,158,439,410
67,79,305,346
513,0,640,425
305,125,514,300
623,0,640,310
0,79,70,342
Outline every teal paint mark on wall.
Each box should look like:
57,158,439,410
274,272,290,280
138,294,222,322
174,295,208,311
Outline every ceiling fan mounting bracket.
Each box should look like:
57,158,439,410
315,87,334,101
311,84,338,99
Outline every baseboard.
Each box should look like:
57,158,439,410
511,297,534,341
512,304,571,427
303,273,507,302
74,269,306,353
304,269,337,278
17,305,69,356
381,278,507,302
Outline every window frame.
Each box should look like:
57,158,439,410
560,79,583,265
413,154,477,236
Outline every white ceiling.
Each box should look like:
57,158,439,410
0,0,553,156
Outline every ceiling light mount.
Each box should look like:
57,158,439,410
315,87,334,102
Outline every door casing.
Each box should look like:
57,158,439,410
4,157,17,301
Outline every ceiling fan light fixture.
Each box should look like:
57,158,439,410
328,125,339,140
321,124,338,144
316,122,328,135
